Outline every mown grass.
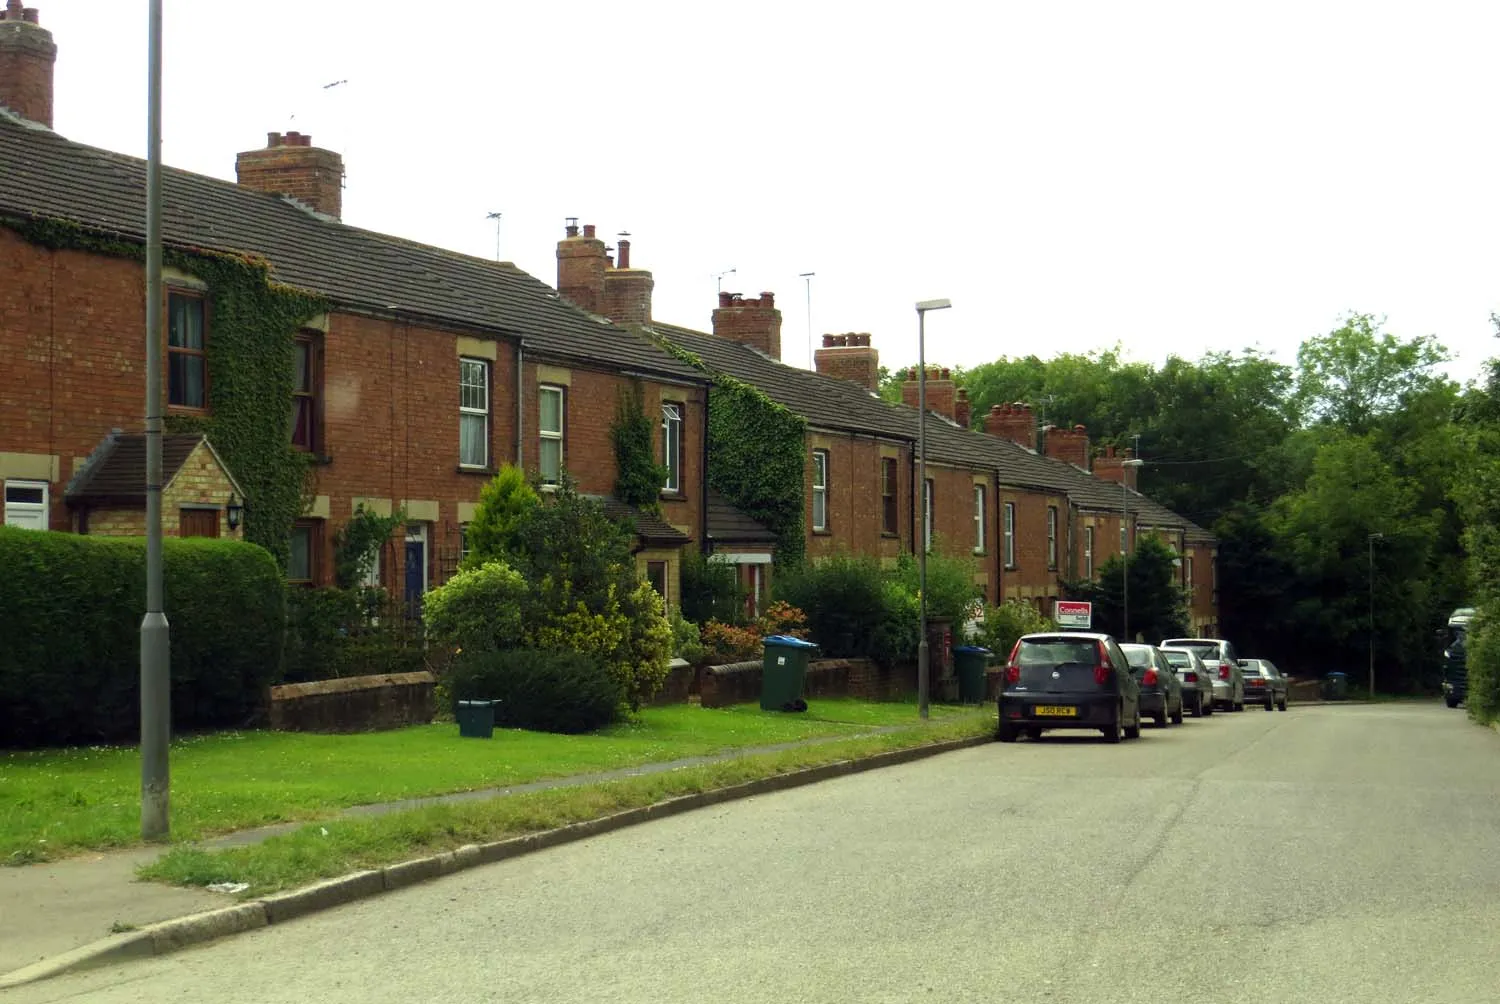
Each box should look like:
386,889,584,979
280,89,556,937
1,699,973,863
139,712,995,896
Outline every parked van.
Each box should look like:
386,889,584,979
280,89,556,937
1443,608,1475,709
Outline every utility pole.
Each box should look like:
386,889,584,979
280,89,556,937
1120,457,1145,642
141,0,171,842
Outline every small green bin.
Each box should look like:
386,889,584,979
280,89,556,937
953,646,992,704
456,699,495,738
761,636,819,711
1321,672,1349,701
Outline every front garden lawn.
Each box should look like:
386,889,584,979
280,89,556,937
2,699,974,863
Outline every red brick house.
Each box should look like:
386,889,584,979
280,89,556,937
0,7,716,609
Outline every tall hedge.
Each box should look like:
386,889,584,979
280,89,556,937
0,527,286,747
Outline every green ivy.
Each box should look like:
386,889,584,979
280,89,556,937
651,338,806,563
611,380,668,512
7,215,327,567
333,504,407,589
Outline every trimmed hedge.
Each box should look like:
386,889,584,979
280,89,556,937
0,527,286,747
447,649,622,734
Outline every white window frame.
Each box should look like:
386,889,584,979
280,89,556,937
923,478,934,553
1047,506,1058,570
3,479,49,530
812,450,829,532
661,402,682,494
972,484,985,554
459,357,489,469
1003,502,1015,568
539,385,565,486
1185,554,1195,603
1084,526,1095,579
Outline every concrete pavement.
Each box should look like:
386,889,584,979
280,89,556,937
8,702,1498,1003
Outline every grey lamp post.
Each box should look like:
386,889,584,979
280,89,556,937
1369,532,1384,699
1120,458,1145,643
915,298,952,720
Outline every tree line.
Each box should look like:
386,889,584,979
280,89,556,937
883,313,1488,695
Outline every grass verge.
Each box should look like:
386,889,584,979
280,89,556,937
2,699,970,863
139,712,994,896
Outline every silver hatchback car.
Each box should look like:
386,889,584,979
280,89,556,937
1159,646,1215,717
1160,638,1246,711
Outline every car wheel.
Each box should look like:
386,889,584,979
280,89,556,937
1191,694,1204,718
1445,694,1461,709
1204,699,1214,716
1025,727,1043,741
1264,699,1274,711
997,723,1019,743
1123,705,1142,740
1154,704,1169,728
1233,700,1245,712
1171,701,1185,725
1101,719,1121,743
1277,698,1287,711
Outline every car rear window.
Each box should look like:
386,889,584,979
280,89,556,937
1017,639,1098,667
1161,651,1192,667
1120,647,1153,669
1168,641,1220,660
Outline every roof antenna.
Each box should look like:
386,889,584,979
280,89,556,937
713,268,737,294
486,211,503,262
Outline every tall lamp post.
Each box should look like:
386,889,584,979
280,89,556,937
799,272,815,369
1368,532,1384,699
915,298,952,721
141,0,171,841
1120,458,1145,642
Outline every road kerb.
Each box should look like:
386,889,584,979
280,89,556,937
0,732,991,989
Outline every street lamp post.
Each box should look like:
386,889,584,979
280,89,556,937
1369,532,1384,699
799,272,815,369
915,298,952,721
1120,458,1144,643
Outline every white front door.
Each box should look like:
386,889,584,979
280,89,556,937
3,481,49,530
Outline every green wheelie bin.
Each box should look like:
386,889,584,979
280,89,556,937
761,636,819,711
953,646,992,704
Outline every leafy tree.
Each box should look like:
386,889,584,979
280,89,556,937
461,465,538,571
1063,535,1187,643
1295,313,1451,432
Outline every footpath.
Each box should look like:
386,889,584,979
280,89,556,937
0,726,988,988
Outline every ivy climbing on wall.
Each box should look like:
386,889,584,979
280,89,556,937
651,339,807,563
7,216,327,568
611,380,669,512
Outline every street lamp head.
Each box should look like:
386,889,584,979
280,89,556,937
1121,458,1145,468
1369,532,1384,540
915,298,952,312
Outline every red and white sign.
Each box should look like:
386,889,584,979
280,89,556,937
1054,600,1092,628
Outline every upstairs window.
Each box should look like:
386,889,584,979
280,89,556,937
812,450,829,531
291,334,321,452
881,458,899,535
662,403,682,494
167,292,207,409
1047,506,1059,569
1084,526,1095,579
1003,502,1016,567
973,484,986,554
459,358,489,468
539,385,565,485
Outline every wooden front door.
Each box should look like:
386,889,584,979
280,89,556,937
179,508,220,538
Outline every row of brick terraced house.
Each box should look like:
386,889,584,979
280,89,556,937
0,4,1218,635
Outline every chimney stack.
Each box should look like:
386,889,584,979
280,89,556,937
1092,445,1140,490
712,291,783,359
601,231,654,326
1043,423,1091,470
0,0,55,128
235,131,345,219
813,332,880,391
954,388,972,429
556,221,608,315
901,366,958,422
983,402,1038,451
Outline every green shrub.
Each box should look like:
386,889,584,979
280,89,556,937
422,561,527,667
669,608,707,665
461,465,538,571
679,549,749,625
775,552,889,659
891,548,983,626
283,586,425,683
447,648,622,733
869,577,922,666
973,600,1055,661
333,504,405,589
1466,606,1500,724
0,527,285,747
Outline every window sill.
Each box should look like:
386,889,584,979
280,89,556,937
659,491,687,502
811,529,833,537
295,450,333,466
973,550,987,557
1004,564,1019,572
881,531,900,539
168,405,211,417
457,465,495,476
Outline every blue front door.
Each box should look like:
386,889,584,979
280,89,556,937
404,524,427,616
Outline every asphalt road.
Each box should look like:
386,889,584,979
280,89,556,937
13,703,1500,1004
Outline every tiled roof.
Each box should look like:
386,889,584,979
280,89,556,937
706,489,777,544
66,433,206,502
595,497,693,547
0,113,703,383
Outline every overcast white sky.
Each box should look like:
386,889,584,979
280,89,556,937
38,1,1500,384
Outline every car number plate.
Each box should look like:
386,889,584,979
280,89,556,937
1034,705,1076,717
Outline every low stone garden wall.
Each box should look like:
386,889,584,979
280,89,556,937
269,671,436,732
698,657,917,709
647,659,697,707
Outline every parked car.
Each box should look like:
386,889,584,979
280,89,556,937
998,633,1143,743
1159,646,1214,717
1240,658,1288,711
1160,638,1245,711
1120,644,1185,727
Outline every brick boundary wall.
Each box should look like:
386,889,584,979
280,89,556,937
698,657,918,708
268,672,435,732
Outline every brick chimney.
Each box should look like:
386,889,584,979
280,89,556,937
0,1,55,128
235,131,344,219
556,221,609,314
1043,423,1090,470
712,291,782,359
600,232,654,326
984,402,1037,451
1093,445,1139,490
954,387,971,428
901,367,957,422
814,333,880,391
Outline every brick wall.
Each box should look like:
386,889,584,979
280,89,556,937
1187,541,1218,634
923,464,998,603
160,440,241,538
1043,425,1090,470
234,132,344,219
999,487,1071,609
901,368,957,423
805,432,909,564
0,6,55,128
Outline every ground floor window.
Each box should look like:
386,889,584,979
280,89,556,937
3,480,48,530
288,520,320,585
646,560,668,604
